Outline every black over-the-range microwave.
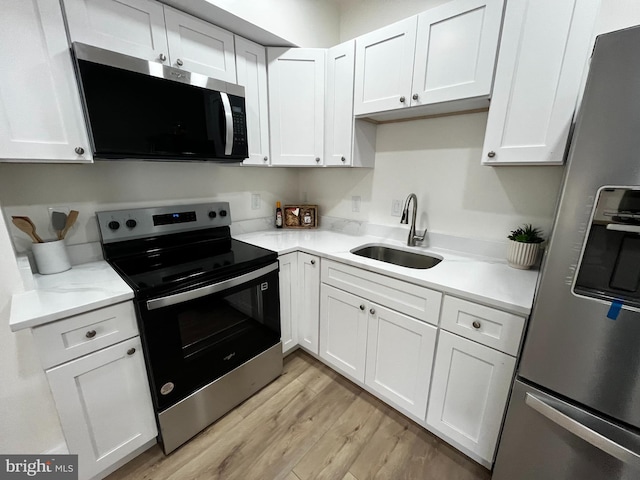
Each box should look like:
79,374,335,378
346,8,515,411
72,42,248,162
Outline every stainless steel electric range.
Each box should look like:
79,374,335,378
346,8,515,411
96,202,282,454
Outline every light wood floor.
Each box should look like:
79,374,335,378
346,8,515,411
107,350,491,480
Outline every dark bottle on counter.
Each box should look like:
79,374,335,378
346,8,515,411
275,201,283,228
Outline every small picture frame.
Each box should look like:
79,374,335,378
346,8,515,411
284,205,318,228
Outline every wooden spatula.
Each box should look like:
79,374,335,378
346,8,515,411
60,210,79,239
12,216,44,243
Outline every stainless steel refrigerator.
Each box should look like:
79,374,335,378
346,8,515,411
493,26,640,479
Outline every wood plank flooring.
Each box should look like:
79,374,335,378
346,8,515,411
107,350,491,480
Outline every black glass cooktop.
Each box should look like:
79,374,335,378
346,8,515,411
106,233,276,300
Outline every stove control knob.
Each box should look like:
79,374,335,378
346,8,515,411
219,209,228,217
108,221,120,230
125,219,137,229
208,211,217,219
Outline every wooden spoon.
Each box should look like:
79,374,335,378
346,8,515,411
12,216,44,243
60,210,79,239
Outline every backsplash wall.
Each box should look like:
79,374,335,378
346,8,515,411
299,112,566,242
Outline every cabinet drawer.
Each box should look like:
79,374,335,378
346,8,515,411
321,260,441,324
32,302,139,369
440,296,525,355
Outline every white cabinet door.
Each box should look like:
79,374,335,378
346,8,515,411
278,253,298,355
236,36,270,166
268,48,325,166
0,0,91,162
354,17,417,116
46,336,157,480
298,253,320,354
62,0,169,63
412,0,503,106
481,0,599,165
325,40,355,167
427,331,516,465
164,6,236,82
365,304,437,420
319,284,368,382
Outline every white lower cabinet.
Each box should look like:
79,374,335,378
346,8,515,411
278,252,320,355
365,303,437,419
426,330,516,466
319,280,437,421
319,284,368,382
46,335,157,480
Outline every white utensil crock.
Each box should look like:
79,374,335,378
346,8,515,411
32,239,71,274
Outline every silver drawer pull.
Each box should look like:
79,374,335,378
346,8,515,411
360,305,365,311
472,320,481,329
127,348,136,356
369,308,376,315
85,330,97,339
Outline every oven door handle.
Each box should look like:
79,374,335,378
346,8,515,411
146,262,278,310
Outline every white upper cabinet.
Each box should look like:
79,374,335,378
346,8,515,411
354,17,417,116
63,0,237,82
0,0,91,162
62,0,169,62
481,0,600,165
354,0,504,117
325,40,356,166
412,0,504,106
164,6,236,82
236,36,270,166
268,48,326,166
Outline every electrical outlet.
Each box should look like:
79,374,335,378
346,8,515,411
251,194,261,210
391,199,402,217
352,196,361,213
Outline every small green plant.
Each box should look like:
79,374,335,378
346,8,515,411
508,224,544,243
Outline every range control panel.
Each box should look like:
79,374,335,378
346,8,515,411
97,202,231,244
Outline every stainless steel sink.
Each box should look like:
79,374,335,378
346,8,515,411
350,244,442,269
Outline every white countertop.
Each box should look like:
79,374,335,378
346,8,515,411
10,261,134,332
235,229,539,316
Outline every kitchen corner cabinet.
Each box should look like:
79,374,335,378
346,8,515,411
268,48,326,166
0,0,91,162
353,0,503,117
236,36,270,166
278,252,320,355
32,302,156,480
63,0,237,82
325,40,376,168
481,0,600,165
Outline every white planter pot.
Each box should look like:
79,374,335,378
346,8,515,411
507,240,540,269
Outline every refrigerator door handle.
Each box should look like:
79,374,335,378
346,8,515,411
525,393,640,469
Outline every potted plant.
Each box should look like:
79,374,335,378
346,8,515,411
507,224,544,269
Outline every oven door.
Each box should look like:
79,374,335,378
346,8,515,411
139,262,280,411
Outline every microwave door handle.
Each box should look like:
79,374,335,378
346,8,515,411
145,262,278,310
525,393,640,469
220,92,233,156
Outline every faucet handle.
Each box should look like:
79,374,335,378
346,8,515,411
414,230,427,243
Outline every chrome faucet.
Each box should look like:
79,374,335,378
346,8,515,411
400,193,426,246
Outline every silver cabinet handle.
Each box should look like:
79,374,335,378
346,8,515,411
158,53,167,62
360,305,365,311
369,308,376,315
263,156,268,162
399,96,406,103
315,157,320,163
176,58,183,66
220,92,234,156
412,94,419,100
310,260,316,265
127,347,136,356
85,330,96,339
75,147,85,155
341,156,346,163
147,262,278,310
487,151,496,158
525,393,640,469
472,320,481,329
